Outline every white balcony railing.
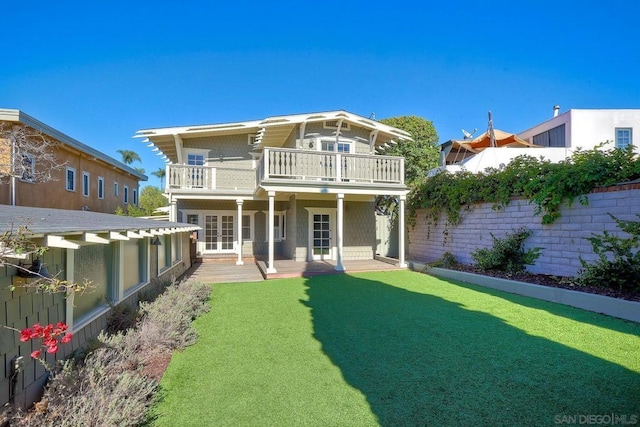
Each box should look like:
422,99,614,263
259,148,404,185
167,149,404,192
167,165,255,191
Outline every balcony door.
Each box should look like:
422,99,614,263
204,214,235,253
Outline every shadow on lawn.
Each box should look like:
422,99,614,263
302,274,640,427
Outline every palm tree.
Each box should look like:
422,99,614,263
117,149,142,165
152,167,166,188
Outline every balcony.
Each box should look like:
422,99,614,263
167,165,256,191
166,148,405,194
259,147,404,185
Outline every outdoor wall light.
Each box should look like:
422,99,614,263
150,236,162,246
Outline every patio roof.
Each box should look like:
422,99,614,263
0,205,199,253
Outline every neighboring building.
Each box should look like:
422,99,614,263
518,108,639,151
0,109,146,212
436,108,639,174
136,110,412,273
0,205,198,408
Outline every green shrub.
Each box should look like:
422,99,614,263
578,215,640,292
426,252,458,269
471,228,542,273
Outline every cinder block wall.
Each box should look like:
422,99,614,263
408,185,640,277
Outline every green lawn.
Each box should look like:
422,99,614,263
152,270,640,426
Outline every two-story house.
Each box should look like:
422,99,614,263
0,109,146,212
136,111,411,274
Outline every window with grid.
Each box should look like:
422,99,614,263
616,128,632,149
66,167,76,191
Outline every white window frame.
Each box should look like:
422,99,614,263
265,211,286,242
82,172,90,197
98,176,105,199
242,213,257,242
323,120,350,131
318,138,354,154
20,153,36,183
185,149,209,166
66,167,76,192
123,185,129,204
114,181,119,196
615,128,632,149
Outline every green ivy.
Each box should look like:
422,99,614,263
410,144,640,227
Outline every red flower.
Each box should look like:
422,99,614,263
31,350,41,358
46,345,58,354
20,328,33,342
61,333,73,344
56,322,68,332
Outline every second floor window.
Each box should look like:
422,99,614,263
20,154,35,182
98,177,105,199
187,153,205,166
66,167,76,191
114,182,119,196
133,188,138,206
124,186,129,204
616,128,632,149
82,172,90,197
320,140,352,153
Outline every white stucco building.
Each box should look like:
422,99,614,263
518,108,638,151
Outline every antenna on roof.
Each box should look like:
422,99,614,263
488,111,496,147
461,128,477,140
369,112,376,120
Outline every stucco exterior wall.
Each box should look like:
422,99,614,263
0,143,141,213
408,185,640,277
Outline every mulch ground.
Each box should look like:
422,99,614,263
441,264,640,302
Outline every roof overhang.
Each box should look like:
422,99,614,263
135,110,412,163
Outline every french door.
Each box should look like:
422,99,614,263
306,208,336,261
204,214,235,252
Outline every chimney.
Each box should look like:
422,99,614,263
553,105,560,117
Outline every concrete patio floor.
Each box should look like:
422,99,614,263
181,257,404,283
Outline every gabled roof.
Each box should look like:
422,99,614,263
135,110,412,164
0,109,147,181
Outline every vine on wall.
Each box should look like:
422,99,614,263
409,144,640,227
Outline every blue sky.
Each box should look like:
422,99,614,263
2,1,639,188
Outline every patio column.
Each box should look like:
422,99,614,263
398,195,407,268
335,193,345,272
267,191,277,273
236,199,244,265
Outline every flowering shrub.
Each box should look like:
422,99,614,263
20,322,73,360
